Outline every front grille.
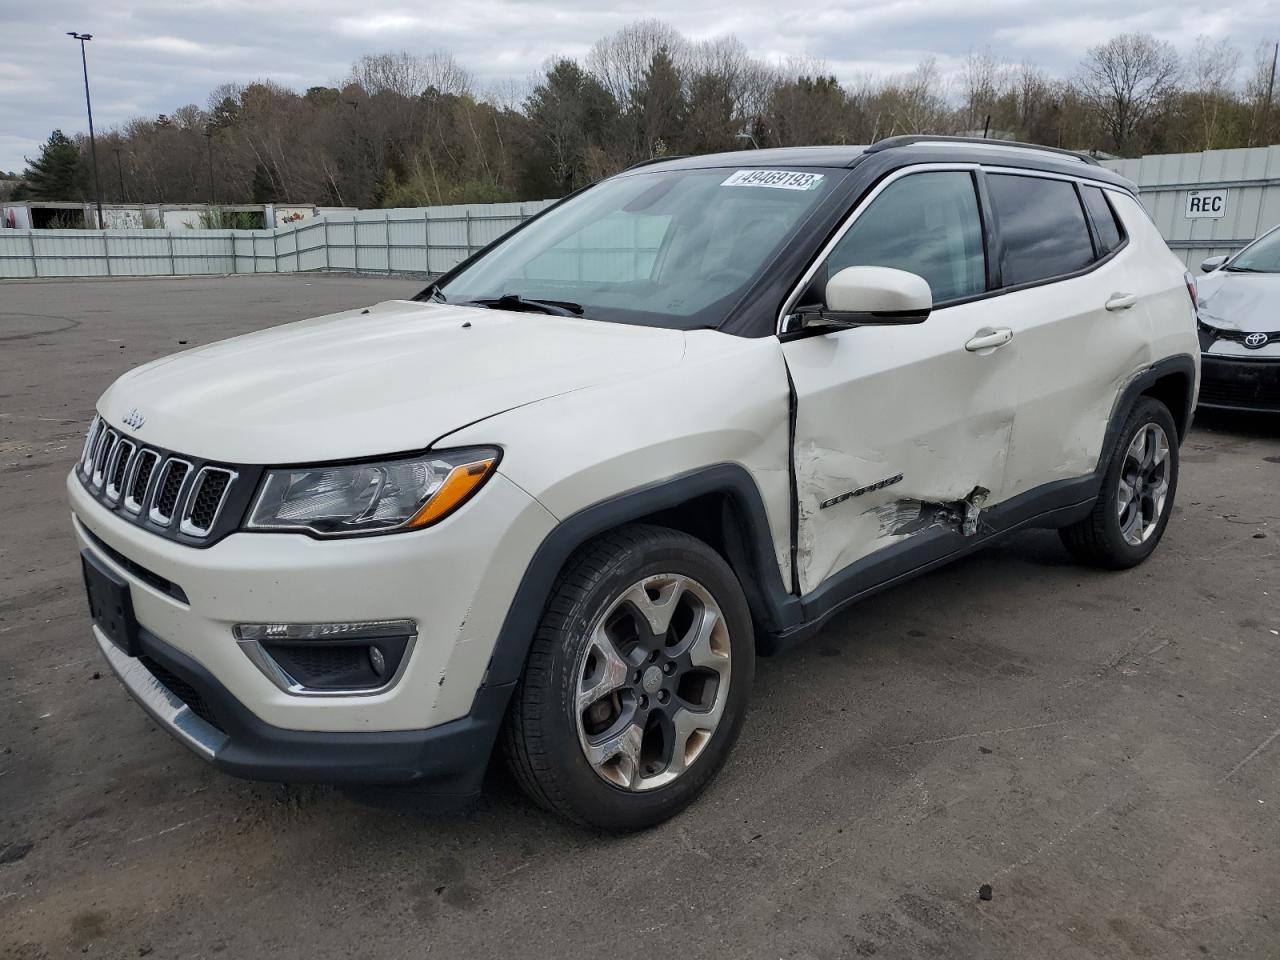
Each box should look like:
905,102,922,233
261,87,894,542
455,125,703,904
76,419,248,546
1199,378,1280,409
139,656,224,732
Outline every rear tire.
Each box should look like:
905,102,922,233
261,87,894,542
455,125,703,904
502,524,754,831
1059,397,1179,569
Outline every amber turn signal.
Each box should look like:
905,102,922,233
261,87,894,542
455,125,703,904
407,457,497,528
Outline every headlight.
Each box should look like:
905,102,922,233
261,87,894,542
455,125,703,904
245,447,499,537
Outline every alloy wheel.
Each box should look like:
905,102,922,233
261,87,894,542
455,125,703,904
574,574,732,791
1117,423,1170,546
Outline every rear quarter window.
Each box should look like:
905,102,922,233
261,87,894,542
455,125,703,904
1081,185,1125,256
989,174,1094,286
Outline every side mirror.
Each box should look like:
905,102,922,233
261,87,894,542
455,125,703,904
1200,255,1228,273
797,266,933,330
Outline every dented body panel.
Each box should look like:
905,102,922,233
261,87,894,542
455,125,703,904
782,297,1017,593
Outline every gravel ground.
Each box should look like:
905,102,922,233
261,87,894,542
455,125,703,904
1,274,1278,960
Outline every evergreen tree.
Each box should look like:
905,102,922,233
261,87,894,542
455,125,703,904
22,130,82,200
251,162,279,202
525,59,619,194
630,49,687,160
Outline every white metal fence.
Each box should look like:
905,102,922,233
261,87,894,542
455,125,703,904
0,200,556,280
1102,145,1280,267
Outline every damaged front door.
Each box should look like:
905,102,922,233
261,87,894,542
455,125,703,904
780,168,1017,594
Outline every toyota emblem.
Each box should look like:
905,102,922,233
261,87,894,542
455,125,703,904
1243,332,1270,349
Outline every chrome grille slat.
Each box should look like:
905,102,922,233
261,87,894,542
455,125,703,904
105,439,135,503
148,458,192,527
179,467,237,537
80,416,103,473
91,430,118,489
124,449,159,515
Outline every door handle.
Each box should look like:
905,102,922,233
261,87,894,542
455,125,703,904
965,328,1014,353
1105,292,1138,311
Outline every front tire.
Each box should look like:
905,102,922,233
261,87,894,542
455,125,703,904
502,524,754,831
1059,397,1179,569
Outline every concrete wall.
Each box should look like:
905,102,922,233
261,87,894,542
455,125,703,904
1101,146,1280,267
0,200,556,280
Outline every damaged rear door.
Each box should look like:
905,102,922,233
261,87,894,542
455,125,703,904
780,167,1017,594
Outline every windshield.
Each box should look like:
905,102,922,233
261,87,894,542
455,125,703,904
1228,227,1280,273
434,167,837,329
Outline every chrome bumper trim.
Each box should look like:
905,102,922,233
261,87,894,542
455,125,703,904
93,626,229,760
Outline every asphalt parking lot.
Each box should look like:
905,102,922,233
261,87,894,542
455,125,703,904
1,274,1278,959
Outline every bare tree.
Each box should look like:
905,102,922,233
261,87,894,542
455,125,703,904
959,49,1011,134
347,51,471,98
586,20,684,110
1078,33,1181,152
1186,36,1242,150
1244,40,1279,146
877,58,950,135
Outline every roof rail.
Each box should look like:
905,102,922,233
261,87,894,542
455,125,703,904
865,135,1100,166
624,155,690,171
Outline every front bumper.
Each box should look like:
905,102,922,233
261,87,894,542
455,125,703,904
94,623,511,792
1198,353,1280,412
71,465,557,785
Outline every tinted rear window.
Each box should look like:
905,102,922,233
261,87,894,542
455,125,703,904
989,174,1094,286
1081,185,1124,256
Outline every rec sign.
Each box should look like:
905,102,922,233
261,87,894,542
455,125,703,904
1185,189,1227,219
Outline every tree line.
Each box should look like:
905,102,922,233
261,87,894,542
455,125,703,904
10,22,1280,209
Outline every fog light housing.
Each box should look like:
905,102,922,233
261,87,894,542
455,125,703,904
234,620,416,696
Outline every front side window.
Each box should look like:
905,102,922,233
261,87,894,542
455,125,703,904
817,171,987,304
436,167,837,330
989,174,1094,286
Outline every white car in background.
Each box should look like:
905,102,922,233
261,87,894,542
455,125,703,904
72,137,1198,831
1196,223,1280,412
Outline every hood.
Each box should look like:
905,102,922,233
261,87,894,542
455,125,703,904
97,300,686,463
1196,270,1280,332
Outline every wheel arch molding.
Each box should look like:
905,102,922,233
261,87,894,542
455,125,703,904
1109,354,1198,453
482,464,801,692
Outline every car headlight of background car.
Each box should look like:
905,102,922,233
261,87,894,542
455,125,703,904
246,447,499,536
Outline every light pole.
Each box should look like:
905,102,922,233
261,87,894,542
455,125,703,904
203,127,216,206
67,32,105,229
113,145,125,201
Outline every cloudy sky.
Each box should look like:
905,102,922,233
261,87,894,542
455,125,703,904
3,0,1275,172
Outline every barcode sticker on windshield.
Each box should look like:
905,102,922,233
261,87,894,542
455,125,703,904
721,170,825,191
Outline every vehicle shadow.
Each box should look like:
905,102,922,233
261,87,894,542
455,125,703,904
1193,406,1280,441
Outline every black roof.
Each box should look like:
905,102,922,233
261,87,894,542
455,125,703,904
627,137,1136,192
646,145,867,170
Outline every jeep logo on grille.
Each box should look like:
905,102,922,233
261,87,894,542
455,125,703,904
1243,332,1270,349
122,408,146,430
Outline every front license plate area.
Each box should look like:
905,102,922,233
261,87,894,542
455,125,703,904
82,549,141,656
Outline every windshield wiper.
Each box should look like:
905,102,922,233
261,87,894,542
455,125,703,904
461,293,584,317
413,282,448,303
1224,265,1266,273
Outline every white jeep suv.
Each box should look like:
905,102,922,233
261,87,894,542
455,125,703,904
72,137,1199,831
